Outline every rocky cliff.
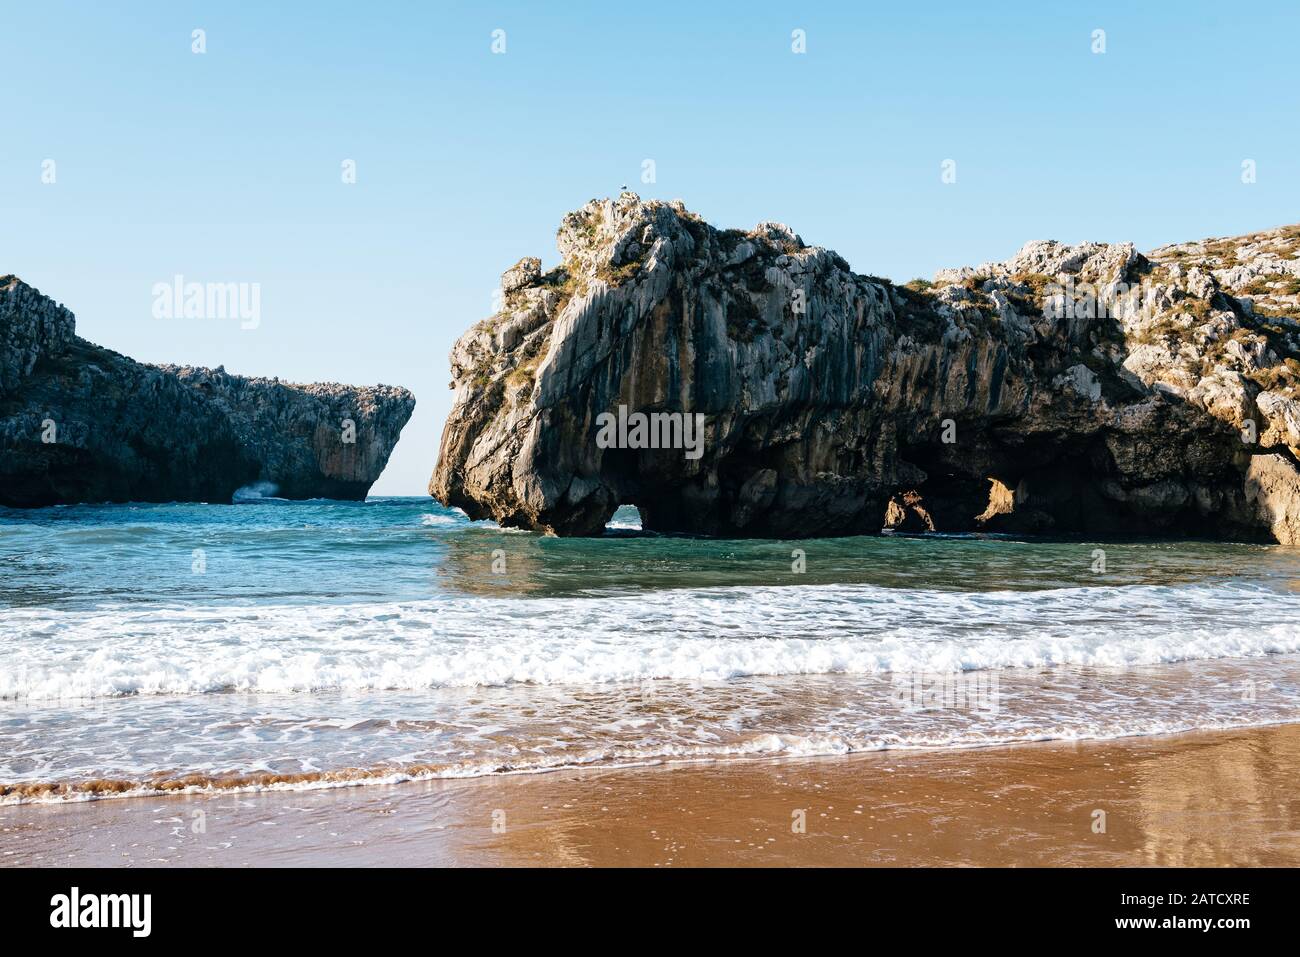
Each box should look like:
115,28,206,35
431,193,1300,542
1,276,414,507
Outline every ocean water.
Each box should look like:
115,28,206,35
2,497,1300,802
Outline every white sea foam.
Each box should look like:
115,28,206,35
3,582,1299,700
419,512,462,527
232,481,284,502
420,510,531,532
5,639,1300,803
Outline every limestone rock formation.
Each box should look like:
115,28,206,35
431,194,1300,542
1,276,415,507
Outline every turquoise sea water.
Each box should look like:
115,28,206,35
2,497,1300,800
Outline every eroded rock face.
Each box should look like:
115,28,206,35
0,276,415,507
431,195,1300,542
0,275,74,394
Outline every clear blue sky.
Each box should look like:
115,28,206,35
3,1,1296,494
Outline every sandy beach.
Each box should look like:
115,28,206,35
4,722,1298,867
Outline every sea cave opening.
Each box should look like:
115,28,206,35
605,503,644,533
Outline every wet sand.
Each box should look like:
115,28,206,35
4,722,1299,867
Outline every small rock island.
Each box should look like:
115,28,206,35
1,276,414,507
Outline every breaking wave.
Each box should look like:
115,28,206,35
3,582,1299,700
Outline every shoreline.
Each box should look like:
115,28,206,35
3,715,1298,809
5,721,1299,867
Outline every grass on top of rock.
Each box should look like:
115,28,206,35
1249,357,1300,393
571,209,601,243
469,354,496,390
1002,272,1056,314
1132,260,1175,287
1242,274,1300,298
595,241,650,288
718,228,750,254
595,259,640,287
949,277,1004,326
1177,294,1214,322
1200,240,1241,266
543,262,587,314
505,355,542,392
1132,316,1186,347
1013,272,1057,297
890,283,948,338
678,212,713,258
